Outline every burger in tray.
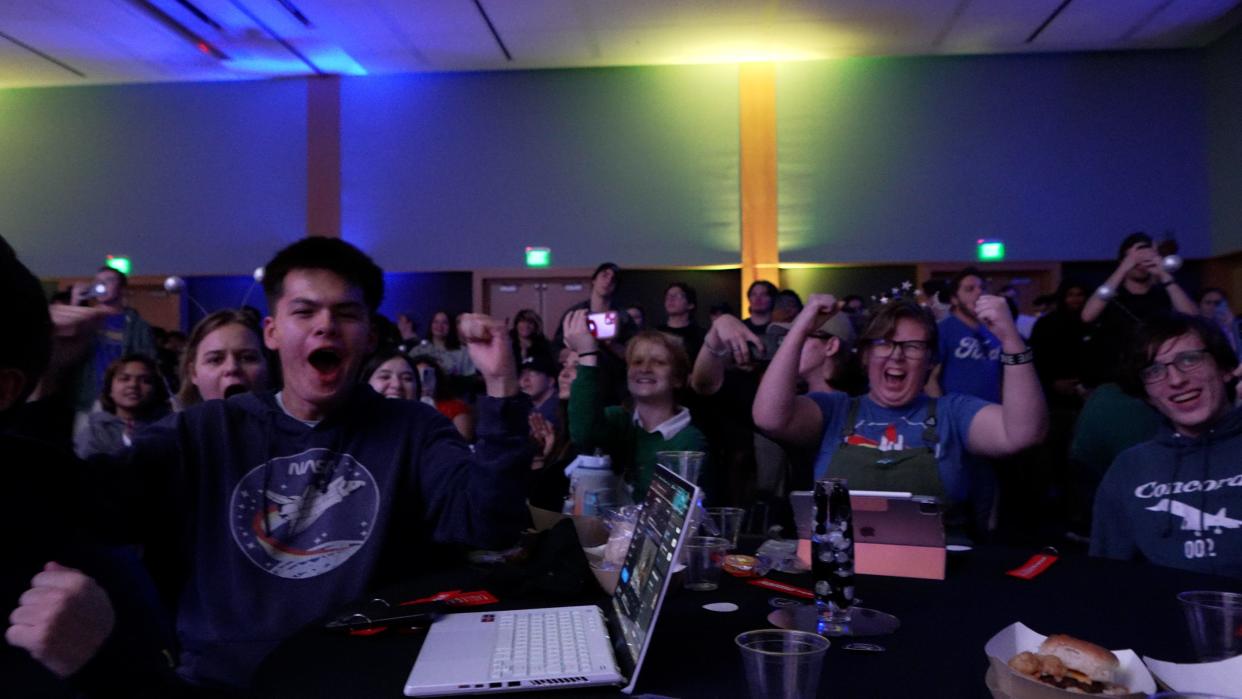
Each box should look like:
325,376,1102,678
984,622,1155,699
1008,635,1128,695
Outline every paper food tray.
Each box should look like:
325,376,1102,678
984,622,1155,699
1142,652,1242,696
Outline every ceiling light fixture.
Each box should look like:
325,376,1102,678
126,0,229,59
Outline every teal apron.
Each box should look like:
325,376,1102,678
824,397,947,502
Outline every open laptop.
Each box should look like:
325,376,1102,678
404,466,699,696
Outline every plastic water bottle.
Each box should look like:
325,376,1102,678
813,477,855,634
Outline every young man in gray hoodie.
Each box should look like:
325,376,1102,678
1091,313,1242,578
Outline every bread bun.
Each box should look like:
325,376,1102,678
1038,635,1120,683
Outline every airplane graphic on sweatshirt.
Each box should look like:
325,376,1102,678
1145,498,1242,535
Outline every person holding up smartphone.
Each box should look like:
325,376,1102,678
554,262,637,405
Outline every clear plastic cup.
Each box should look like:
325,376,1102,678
683,536,729,591
735,629,829,699
705,507,746,549
599,505,639,571
656,450,706,485
1178,590,1242,661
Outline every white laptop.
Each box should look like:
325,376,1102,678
404,466,700,696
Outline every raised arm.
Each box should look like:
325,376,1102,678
1081,248,1141,324
689,314,760,396
752,295,834,449
964,295,1049,457
1155,266,1197,316
562,309,613,452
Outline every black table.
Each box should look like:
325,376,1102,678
254,546,1240,698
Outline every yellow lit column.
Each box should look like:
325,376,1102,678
738,63,779,311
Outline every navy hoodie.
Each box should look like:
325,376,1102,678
94,386,533,689
1091,405,1242,579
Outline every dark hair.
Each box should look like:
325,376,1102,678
262,237,384,313
665,282,698,309
860,300,938,360
177,309,266,407
96,266,128,287
0,236,52,407
1120,312,1239,398
361,348,419,392
747,280,778,300
949,267,984,296
1054,280,1088,315
412,355,453,402
519,350,559,378
513,309,544,337
775,289,803,312
592,262,620,280
1118,232,1154,260
1197,287,1228,303
100,353,169,417
709,301,735,317
429,310,461,350
921,279,949,305
371,313,403,351
842,294,864,307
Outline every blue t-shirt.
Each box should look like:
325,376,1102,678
808,392,987,502
937,315,1002,403
91,313,127,396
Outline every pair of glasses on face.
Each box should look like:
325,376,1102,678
1140,349,1209,384
869,339,930,359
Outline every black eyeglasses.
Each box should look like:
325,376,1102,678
870,339,930,359
1140,349,1209,384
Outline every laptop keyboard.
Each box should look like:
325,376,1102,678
489,608,599,680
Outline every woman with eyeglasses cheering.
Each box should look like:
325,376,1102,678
1091,313,1242,578
753,294,1047,535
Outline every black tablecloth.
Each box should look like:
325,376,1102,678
254,546,1240,698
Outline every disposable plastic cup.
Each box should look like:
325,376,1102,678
705,507,746,549
1178,590,1242,661
682,536,729,591
735,629,829,699
599,505,639,571
656,451,706,485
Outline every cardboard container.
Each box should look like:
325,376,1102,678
1142,653,1242,696
984,622,1155,699
795,539,946,580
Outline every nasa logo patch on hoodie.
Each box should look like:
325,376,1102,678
230,448,379,579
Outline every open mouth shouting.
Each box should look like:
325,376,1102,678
222,382,249,399
308,347,346,385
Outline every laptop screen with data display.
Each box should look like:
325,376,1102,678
608,466,695,674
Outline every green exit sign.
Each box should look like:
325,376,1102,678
976,240,1005,262
105,255,132,275
525,247,551,268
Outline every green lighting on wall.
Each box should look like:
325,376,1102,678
976,240,1005,262
104,255,132,275
525,247,551,268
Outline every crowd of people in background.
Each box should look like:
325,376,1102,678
3,231,1241,696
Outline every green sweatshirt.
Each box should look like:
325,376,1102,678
568,364,707,500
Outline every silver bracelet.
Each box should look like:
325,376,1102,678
705,342,730,358
1095,284,1115,300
